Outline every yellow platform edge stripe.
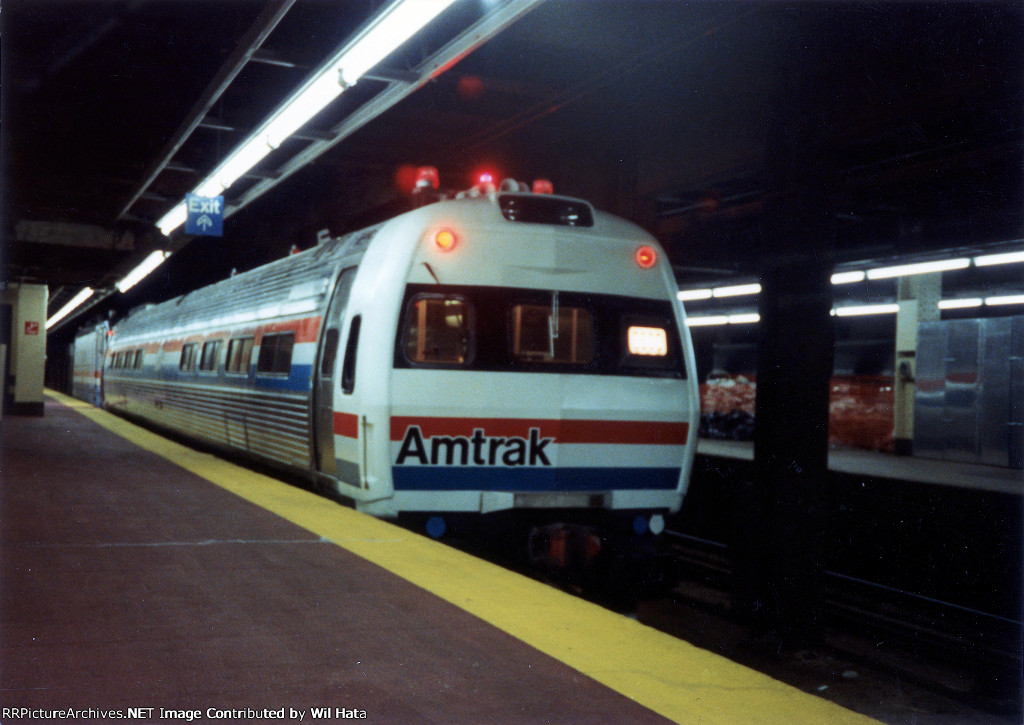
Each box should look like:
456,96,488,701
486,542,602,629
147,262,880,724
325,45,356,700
47,390,878,725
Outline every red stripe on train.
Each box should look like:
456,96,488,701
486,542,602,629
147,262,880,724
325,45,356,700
387,417,689,445
118,317,322,354
333,412,359,438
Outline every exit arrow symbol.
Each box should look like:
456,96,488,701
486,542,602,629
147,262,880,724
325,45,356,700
197,214,213,231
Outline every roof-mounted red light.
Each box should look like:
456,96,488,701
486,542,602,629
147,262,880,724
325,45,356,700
635,245,657,269
532,178,554,194
415,166,440,191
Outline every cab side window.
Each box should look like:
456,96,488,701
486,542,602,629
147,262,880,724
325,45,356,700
403,295,472,365
341,317,361,394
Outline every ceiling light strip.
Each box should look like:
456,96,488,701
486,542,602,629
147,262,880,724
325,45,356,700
117,251,170,293
865,258,970,280
974,250,1024,267
685,316,730,327
46,288,95,328
677,289,712,301
830,271,865,285
712,283,761,298
727,313,760,324
985,294,1024,306
687,250,1023,296
937,298,983,310
833,304,901,317
685,295,1022,323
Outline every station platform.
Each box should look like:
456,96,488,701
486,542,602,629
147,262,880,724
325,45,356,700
697,439,1022,495
0,391,876,724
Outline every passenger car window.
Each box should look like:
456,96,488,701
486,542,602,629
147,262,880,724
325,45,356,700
257,332,295,374
404,295,471,365
179,343,198,372
226,337,254,374
199,340,222,372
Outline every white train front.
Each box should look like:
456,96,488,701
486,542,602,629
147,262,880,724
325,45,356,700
101,183,700,538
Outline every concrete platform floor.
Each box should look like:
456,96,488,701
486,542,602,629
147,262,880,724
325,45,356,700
0,393,877,723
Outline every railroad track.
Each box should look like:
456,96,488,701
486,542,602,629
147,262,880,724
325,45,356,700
664,530,1023,695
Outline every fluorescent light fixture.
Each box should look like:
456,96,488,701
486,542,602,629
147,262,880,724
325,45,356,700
938,298,983,310
985,294,1024,306
727,313,760,324
118,251,170,292
974,250,1024,267
713,283,761,298
686,315,729,327
336,0,459,86
203,135,278,193
264,73,346,148
677,288,712,301
157,203,187,236
831,270,865,285
833,303,900,317
156,0,457,237
685,313,759,325
46,287,95,328
866,258,970,280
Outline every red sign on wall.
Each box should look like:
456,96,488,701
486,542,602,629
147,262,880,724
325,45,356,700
24,321,39,335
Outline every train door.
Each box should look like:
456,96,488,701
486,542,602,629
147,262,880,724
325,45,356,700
313,267,356,477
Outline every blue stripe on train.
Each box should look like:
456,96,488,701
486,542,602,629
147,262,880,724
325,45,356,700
391,466,682,491
153,363,313,392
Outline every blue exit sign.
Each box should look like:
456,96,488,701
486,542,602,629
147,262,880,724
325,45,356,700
185,194,224,236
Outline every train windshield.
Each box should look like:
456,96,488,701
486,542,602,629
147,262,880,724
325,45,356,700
396,284,685,378
511,301,595,365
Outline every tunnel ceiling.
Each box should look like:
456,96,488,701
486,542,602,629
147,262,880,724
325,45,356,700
3,0,1022,326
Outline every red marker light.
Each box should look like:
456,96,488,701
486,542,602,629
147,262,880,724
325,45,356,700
478,172,494,186
415,166,439,190
434,228,457,252
635,245,657,269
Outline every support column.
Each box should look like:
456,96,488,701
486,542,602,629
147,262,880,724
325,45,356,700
893,274,941,455
1,282,48,416
734,8,835,645
746,235,834,645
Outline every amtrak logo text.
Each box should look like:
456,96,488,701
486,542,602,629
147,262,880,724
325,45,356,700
395,426,553,467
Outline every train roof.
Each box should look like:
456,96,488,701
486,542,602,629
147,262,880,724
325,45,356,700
111,233,365,342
